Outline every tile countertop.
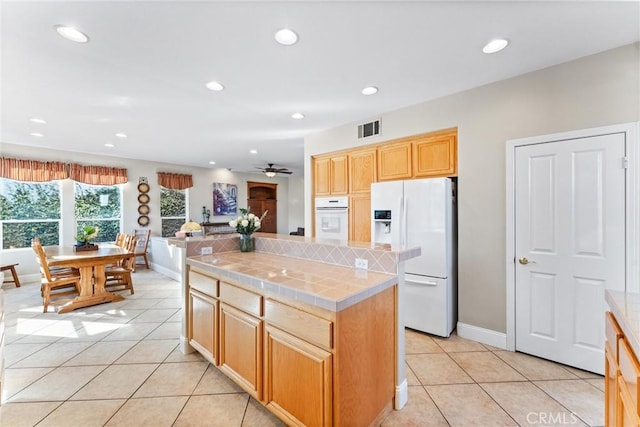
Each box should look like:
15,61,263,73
606,290,640,355
186,251,398,312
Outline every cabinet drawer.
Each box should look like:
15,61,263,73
189,269,219,297
606,311,624,360
619,337,640,412
220,282,262,317
265,299,333,350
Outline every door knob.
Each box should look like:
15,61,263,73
518,257,536,265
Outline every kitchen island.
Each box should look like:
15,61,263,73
170,233,420,426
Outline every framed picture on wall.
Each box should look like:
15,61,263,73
213,183,238,216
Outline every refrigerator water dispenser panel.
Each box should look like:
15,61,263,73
374,210,392,221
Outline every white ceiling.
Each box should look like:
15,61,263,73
1,1,638,177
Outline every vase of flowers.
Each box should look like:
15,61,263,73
229,208,268,252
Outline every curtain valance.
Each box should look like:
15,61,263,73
157,172,193,190
0,157,69,182
69,163,128,185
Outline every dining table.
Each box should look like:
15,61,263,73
44,243,133,313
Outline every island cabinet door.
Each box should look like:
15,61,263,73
264,324,333,427
188,289,218,365
219,303,263,400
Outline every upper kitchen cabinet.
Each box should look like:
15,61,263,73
377,141,412,181
313,154,348,196
413,128,457,178
349,148,377,194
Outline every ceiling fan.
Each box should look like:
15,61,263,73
256,163,293,177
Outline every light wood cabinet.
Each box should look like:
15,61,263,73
265,325,333,427
186,265,396,426
349,148,376,193
313,157,331,196
313,155,348,196
605,310,640,426
188,289,218,364
330,155,348,195
413,129,457,177
377,141,412,181
219,302,263,400
349,194,371,242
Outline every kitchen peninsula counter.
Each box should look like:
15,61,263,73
172,233,420,426
186,251,397,312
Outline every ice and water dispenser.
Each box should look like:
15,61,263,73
373,210,393,244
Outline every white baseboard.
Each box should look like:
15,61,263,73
457,322,507,349
148,263,181,282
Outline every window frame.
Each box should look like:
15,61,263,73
73,182,123,243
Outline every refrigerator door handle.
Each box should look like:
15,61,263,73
407,277,438,286
403,196,408,247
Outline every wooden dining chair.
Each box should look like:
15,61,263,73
31,239,81,313
105,236,138,295
132,229,151,271
115,232,125,247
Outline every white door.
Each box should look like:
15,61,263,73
514,132,626,374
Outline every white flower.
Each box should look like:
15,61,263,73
254,220,261,229
229,220,237,227
241,219,249,227
248,213,255,219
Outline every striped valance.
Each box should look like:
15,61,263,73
0,157,68,182
69,163,128,185
0,156,128,185
157,172,193,190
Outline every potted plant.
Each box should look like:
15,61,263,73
75,225,99,251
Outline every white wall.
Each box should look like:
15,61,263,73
304,43,640,334
0,143,304,277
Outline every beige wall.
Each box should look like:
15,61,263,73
304,43,640,333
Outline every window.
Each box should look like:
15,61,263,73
74,183,122,242
161,187,186,237
0,178,61,249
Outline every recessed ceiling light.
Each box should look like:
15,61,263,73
362,86,379,95
275,28,298,46
115,133,127,138
482,39,509,54
30,118,47,124
209,161,216,165
291,113,305,120
30,132,44,137
249,149,258,154
54,25,89,43
205,81,224,91
104,143,115,148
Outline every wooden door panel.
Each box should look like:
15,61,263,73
349,149,376,193
188,289,217,364
314,157,331,196
349,195,371,243
265,325,332,427
413,134,457,177
330,156,348,195
377,142,412,181
219,303,262,400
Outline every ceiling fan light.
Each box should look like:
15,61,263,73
265,171,276,177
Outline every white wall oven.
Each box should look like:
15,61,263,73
314,196,349,241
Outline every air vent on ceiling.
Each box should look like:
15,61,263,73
358,119,380,139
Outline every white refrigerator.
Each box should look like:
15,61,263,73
371,177,457,337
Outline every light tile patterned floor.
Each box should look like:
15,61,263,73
0,270,604,426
